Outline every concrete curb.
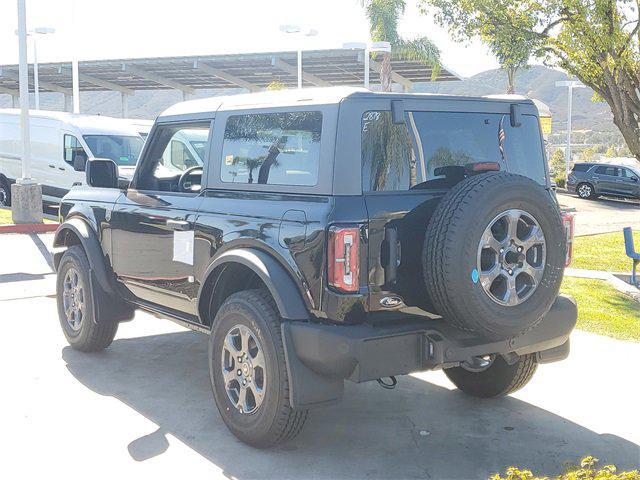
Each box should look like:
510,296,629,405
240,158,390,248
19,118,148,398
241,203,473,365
0,223,59,234
565,267,640,303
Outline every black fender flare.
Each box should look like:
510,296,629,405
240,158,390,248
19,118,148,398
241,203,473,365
199,248,310,321
53,218,116,295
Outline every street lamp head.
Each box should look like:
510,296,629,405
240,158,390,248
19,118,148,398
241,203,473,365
279,24,301,34
343,42,367,50
370,41,391,53
34,27,55,35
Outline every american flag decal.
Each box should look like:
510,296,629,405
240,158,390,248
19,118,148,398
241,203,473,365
498,115,508,168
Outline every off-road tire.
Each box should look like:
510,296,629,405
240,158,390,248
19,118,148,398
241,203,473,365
209,289,308,448
423,172,565,340
444,354,538,398
56,246,118,352
0,177,11,207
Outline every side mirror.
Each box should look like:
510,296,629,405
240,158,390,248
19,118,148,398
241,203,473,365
86,158,118,188
72,152,87,172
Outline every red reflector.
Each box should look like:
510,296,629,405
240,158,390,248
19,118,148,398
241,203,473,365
328,226,360,293
561,212,574,267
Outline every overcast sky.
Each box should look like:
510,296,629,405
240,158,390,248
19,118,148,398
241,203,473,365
0,0,500,78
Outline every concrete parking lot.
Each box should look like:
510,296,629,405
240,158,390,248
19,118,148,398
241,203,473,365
1,233,639,480
557,192,640,236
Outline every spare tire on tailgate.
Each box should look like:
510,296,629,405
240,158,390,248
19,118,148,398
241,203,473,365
423,172,565,340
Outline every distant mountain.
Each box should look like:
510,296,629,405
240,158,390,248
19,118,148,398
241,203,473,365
0,65,617,136
415,65,617,134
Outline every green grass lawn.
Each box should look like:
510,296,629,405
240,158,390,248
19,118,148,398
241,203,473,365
572,230,640,272
561,277,640,341
0,207,56,225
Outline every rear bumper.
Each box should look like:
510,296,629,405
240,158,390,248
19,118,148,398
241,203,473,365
282,295,577,408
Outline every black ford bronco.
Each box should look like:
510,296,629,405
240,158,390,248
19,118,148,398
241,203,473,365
54,88,577,447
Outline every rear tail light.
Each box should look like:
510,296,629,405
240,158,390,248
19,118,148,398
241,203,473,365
561,211,574,266
328,225,360,293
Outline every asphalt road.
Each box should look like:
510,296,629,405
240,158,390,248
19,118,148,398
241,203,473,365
557,192,640,236
1,233,639,480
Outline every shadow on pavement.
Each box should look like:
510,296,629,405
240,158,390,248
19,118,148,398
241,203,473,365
63,331,639,480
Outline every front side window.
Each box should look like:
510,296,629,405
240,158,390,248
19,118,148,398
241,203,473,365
135,122,210,193
221,111,322,186
362,110,546,192
63,134,88,165
83,135,144,166
623,168,639,181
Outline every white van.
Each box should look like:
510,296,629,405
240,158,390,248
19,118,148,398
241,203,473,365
0,109,147,206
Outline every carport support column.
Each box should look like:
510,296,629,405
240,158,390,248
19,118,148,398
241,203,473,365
121,92,129,118
64,93,72,112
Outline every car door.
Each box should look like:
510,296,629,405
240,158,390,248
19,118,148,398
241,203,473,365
41,132,86,201
620,168,640,197
593,166,620,195
109,120,212,317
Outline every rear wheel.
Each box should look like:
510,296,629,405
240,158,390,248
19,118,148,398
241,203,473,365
0,177,10,207
56,246,118,352
209,289,308,448
576,182,595,199
444,354,537,398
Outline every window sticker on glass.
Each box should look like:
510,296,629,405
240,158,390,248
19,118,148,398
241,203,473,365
225,154,234,166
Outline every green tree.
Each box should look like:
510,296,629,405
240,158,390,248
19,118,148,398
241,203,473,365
549,147,566,175
361,0,441,91
418,0,640,161
420,0,535,93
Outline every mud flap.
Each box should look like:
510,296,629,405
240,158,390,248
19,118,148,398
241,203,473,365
281,322,344,410
89,268,135,325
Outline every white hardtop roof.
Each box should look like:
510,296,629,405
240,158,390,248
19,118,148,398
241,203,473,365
159,86,537,119
0,108,144,136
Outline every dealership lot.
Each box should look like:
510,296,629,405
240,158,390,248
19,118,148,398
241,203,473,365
557,192,640,236
0,232,638,479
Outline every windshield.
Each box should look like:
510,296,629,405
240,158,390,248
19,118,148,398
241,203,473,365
83,135,144,166
362,110,547,192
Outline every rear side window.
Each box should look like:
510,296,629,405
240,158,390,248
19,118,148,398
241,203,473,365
220,111,322,186
362,110,546,192
572,164,591,172
595,166,620,176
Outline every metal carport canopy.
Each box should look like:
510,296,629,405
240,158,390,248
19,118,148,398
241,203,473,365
0,48,460,98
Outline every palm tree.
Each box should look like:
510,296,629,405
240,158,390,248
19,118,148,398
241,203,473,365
361,0,441,92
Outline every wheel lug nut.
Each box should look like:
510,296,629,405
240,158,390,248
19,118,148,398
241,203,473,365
242,379,246,386
517,246,523,252
508,269,513,275
499,248,504,253
237,369,242,376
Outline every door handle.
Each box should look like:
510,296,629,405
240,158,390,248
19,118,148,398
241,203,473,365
166,219,191,231
49,164,56,169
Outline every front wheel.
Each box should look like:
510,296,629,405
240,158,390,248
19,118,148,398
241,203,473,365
444,354,537,398
0,177,11,207
56,246,118,352
209,289,308,448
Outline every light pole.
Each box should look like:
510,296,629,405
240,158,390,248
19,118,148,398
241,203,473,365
14,27,55,110
279,25,319,89
31,27,55,110
556,80,585,176
13,0,43,224
343,41,391,90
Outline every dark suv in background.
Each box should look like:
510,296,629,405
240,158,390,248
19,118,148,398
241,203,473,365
53,88,577,447
567,162,640,200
